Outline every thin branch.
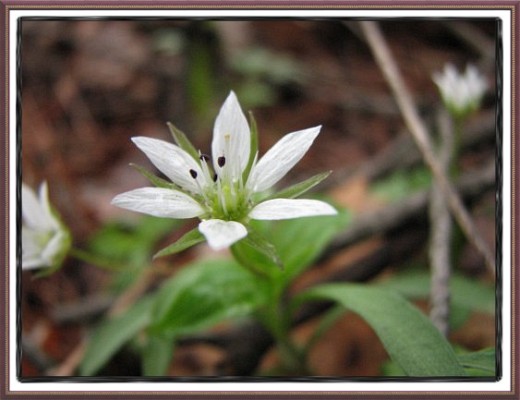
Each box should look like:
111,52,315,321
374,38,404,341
359,21,495,274
429,110,455,336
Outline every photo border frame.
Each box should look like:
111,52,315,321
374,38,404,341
1,1,517,399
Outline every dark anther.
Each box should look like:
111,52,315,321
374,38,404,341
213,173,218,182
218,156,226,167
189,169,198,179
199,154,210,162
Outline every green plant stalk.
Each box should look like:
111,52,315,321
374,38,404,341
254,281,309,375
230,245,307,372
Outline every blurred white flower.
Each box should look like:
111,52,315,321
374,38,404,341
112,91,337,251
22,182,71,270
432,63,488,118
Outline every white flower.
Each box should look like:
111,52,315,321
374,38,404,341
432,63,488,118
22,182,71,270
112,91,337,251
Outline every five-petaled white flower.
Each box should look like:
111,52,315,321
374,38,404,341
432,63,488,118
22,182,71,270
112,91,337,251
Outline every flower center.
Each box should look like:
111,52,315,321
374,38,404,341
190,154,251,222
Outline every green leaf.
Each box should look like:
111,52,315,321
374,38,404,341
142,334,175,376
130,163,180,190
229,233,281,280
301,284,467,377
80,296,154,376
457,348,496,376
150,258,271,336
154,227,205,259
167,122,200,162
88,217,178,267
232,207,351,287
372,167,432,202
380,359,406,376
274,207,350,285
243,110,259,182
230,47,304,84
234,228,282,269
267,171,331,200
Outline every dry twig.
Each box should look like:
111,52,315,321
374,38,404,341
359,21,495,274
428,110,455,336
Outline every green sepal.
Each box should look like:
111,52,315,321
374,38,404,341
154,227,205,259
242,110,259,182
167,122,200,162
267,171,331,200
32,228,72,278
130,163,180,190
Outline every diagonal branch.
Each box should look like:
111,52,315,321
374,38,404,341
359,21,495,274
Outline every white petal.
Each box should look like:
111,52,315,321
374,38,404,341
21,183,50,230
112,187,205,219
132,137,206,194
38,182,60,230
22,256,46,270
198,219,247,250
247,126,321,193
249,199,337,220
212,91,250,178
22,227,43,253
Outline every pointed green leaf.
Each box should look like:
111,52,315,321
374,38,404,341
142,334,175,376
229,235,281,280
130,163,180,190
300,284,467,377
234,208,351,286
243,110,259,181
231,228,283,275
151,258,270,336
80,296,154,376
457,348,495,375
154,227,205,259
267,171,332,200
167,122,200,162
243,229,282,268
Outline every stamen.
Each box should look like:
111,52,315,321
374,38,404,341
218,156,226,167
189,168,211,207
216,178,228,215
200,157,214,186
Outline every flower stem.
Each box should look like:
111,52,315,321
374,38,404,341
258,290,309,375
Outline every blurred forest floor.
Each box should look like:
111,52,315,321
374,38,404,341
20,19,496,377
